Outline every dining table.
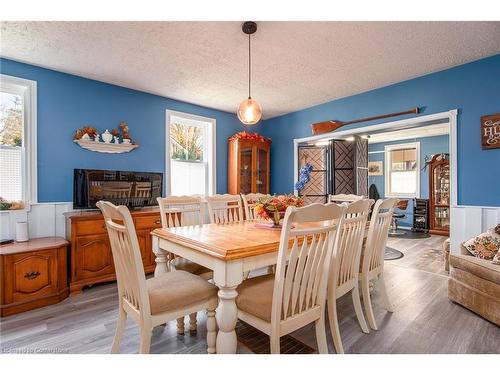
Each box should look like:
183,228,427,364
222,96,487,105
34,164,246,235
151,220,370,354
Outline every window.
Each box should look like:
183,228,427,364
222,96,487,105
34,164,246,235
0,74,37,210
384,142,420,198
166,110,215,196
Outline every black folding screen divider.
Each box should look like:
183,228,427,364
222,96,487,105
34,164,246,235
297,135,368,204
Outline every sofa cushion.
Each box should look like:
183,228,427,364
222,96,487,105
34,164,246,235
462,228,500,261
450,254,500,285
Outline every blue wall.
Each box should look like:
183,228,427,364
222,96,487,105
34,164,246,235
261,54,500,207
0,58,250,202
368,135,449,227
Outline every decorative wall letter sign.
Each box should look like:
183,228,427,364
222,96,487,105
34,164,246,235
481,113,500,150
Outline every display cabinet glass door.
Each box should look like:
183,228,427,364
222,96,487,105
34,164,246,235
256,145,269,194
239,146,253,194
432,163,450,231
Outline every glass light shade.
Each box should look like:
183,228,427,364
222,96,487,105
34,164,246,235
237,97,262,125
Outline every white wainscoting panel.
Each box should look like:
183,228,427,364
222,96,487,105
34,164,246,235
450,205,500,253
0,202,73,240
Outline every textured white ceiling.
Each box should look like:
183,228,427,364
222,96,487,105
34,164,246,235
1,22,499,119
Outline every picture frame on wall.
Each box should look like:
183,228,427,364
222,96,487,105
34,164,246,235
368,161,383,176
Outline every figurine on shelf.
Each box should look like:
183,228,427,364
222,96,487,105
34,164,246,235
101,129,113,143
119,121,132,143
111,129,120,144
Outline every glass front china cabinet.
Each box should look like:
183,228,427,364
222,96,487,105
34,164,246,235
428,153,450,235
228,137,271,194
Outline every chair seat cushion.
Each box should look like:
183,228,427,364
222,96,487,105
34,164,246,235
147,271,218,315
450,254,500,285
172,257,213,280
236,274,275,322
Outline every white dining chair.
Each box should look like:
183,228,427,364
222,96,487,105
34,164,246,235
235,202,347,354
206,194,244,224
157,196,213,334
241,193,270,221
328,194,364,204
360,198,398,330
97,201,218,354
327,198,373,354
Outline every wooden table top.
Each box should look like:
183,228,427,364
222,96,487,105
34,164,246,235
152,220,360,261
152,221,284,260
0,237,68,255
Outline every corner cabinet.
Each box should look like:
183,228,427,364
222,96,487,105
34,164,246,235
65,209,161,294
228,138,271,194
428,153,450,236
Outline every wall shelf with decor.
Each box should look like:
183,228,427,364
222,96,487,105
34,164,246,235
72,121,138,154
73,139,139,154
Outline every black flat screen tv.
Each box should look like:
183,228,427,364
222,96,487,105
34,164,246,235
73,169,163,209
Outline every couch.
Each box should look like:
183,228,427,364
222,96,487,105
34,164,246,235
448,245,500,326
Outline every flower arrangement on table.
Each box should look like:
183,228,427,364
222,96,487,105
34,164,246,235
254,194,304,227
228,131,271,143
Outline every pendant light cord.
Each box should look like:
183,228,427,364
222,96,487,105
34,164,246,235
248,33,251,99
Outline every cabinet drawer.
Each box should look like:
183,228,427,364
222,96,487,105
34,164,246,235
74,219,107,236
4,249,59,304
134,214,162,230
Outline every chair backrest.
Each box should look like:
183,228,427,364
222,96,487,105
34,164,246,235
96,201,150,315
328,194,364,204
206,194,244,224
271,203,346,325
331,199,373,291
362,198,398,274
241,193,270,221
157,196,203,228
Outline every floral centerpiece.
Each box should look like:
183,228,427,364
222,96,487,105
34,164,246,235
254,194,304,227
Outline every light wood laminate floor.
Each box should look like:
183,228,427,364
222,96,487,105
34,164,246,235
1,234,498,354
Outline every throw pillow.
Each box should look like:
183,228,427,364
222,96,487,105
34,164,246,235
463,227,500,262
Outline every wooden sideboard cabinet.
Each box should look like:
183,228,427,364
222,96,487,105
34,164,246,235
65,209,161,294
0,237,69,317
228,138,271,194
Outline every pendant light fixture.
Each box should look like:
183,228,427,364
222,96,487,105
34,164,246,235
237,21,262,125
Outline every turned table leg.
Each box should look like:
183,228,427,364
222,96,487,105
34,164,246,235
215,286,239,354
152,237,169,276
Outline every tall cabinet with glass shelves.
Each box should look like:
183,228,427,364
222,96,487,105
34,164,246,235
428,153,450,236
228,137,271,195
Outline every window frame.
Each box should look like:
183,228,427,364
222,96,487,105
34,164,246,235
384,141,420,199
165,110,216,197
0,74,37,210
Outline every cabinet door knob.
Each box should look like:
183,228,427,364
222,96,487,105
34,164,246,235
24,271,40,280
155,219,161,225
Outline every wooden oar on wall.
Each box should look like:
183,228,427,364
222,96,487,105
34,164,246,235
310,108,420,135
